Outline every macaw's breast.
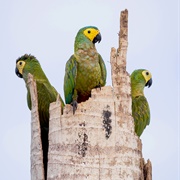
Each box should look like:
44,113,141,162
75,58,102,102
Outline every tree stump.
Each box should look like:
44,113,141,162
29,9,152,180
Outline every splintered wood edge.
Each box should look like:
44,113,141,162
49,94,62,113
119,9,128,50
27,73,45,180
110,9,129,90
27,73,38,106
144,159,152,180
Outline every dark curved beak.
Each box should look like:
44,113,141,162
93,33,101,44
15,67,23,78
145,78,152,88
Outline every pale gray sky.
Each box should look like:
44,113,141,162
0,0,179,179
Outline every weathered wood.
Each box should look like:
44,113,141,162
29,9,152,180
143,159,152,180
46,9,152,180
118,9,128,53
27,73,44,180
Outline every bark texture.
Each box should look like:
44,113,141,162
27,74,44,180
29,9,152,180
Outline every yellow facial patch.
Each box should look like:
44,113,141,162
83,28,100,42
16,60,26,75
142,70,152,83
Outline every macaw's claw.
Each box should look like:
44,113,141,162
71,100,78,114
95,84,101,90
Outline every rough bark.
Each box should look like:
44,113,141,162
143,159,152,180
29,9,152,180
27,74,44,180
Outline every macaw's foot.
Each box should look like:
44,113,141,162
71,100,78,114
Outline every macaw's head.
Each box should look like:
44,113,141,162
15,54,40,81
76,26,102,44
131,69,153,88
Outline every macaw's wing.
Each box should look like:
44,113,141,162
27,81,60,126
132,95,150,137
64,55,77,104
98,53,107,86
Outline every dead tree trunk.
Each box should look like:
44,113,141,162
28,9,152,180
27,74,44,180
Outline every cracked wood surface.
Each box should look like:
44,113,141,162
29,9,152,180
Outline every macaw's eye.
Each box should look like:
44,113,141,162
88,30,91,34
19,62,22,65
146,72,149,76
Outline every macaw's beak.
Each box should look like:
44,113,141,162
15,67,23,78
145,78,152,88
93,33,102,44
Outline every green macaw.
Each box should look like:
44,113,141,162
131,69,152,137
64,26,107,113
15,54,64,180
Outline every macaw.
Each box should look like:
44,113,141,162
15,54,64,179
64,26,107,113
131,69,152,137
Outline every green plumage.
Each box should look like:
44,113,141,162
15,54,64,179
64,26,106,110
131,69,152,137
